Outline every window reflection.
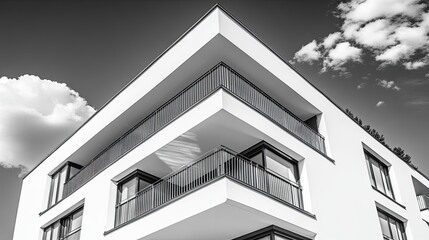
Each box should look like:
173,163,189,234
43,207,83,240
365,151,395,199
48,163,82,207
377,210,407,240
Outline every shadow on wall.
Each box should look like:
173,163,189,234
155,132,202,172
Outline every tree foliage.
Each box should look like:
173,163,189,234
345,108,416,169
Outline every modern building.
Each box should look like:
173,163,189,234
13,5,429,240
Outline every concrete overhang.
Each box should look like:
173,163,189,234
111,91,310,182
40,6,322,176
104,178,317,240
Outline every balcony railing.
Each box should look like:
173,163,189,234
417,194,429,211
114,147,303,226
63,63,324,199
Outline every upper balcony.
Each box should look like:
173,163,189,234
59,63,325,202
417,194,429,211
112,146,305,227
417,195,429,223
412,177,429,224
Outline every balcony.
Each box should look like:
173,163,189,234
114,146,304,227
417,194,429,210
417,194,429,223
62,63,325,201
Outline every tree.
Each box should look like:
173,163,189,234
403,154,411,163
345,108,413,167
393,147,405,158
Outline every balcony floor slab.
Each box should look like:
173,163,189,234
105,178,316,240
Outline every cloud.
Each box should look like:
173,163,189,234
426,73,429,78
375,44,413,64
342,22,361,39
404,78,429,86
377,79,401,90
322,32,342,48
0,75,95,176
293,0,429,73
404,61,427,69
395,24,429,48
352,19,396,49
293,40,321,64
378,80,395,88
322,42,362,71
357,82,366,89
376,101,385,107
406,96,429,106
337,0,425,22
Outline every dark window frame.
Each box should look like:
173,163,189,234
43,206,84,240
116,170,159,204
240,141,303,209
377,208,407,240
364,150,395,200
232,225,311,240
48,162,83,208
241,141,300,183
115,170,159,226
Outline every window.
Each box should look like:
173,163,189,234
377,209,407,240
43,207,83,240
232,225,310,240
365,151,394,199
241,141,302,208
48,163,82,207
241,141,299,184
115,170,159,226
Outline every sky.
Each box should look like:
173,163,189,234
1,0,428,239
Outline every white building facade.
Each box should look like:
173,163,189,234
13,5,429,240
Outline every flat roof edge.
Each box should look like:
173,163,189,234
22,4,223,179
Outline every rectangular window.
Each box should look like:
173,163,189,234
265,149,297,183
241,141,302,208
241,141,299,183
115,170,159,226
43,207,83,240
377,210,407,240
365,151,394,199
48,163,82,207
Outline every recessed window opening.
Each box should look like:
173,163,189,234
364,151,394,199
43,206,83,240
48,162,82,207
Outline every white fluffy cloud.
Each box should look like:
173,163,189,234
0,75,95,176
293,40,321,64
322,42,362,71
352,19,396,48
404,61,427,70
294,0,429,72
376,101,385,107
377,79,401,90
375,44,414,64
322,32,342,48
338,0,424,22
